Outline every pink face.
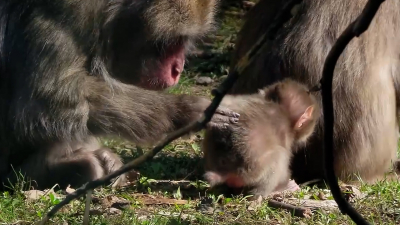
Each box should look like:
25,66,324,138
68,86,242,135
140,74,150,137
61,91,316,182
138,43,186,90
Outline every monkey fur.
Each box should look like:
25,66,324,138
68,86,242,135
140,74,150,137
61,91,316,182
229,0,400,184
0,0,241,190
202,79,320,197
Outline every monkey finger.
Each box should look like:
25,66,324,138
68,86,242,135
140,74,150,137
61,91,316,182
215,107,240,118
207,122,230,130
285,180,301,192
211,113,239,125
271,180,301,195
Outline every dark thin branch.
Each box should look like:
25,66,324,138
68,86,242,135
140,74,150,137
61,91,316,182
320,0,386,224
36,1,303,224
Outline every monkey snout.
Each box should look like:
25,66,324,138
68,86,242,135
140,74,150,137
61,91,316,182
225,174,245,188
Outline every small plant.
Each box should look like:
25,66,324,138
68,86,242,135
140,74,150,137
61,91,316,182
173,187,182,200
139,176,156,187
47,193,61,205
190,180,209,190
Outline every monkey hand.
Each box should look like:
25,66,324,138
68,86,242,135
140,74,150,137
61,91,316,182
208,103,240,130
190,97,240,130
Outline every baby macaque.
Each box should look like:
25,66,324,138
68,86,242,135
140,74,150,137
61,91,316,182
202,79,320,198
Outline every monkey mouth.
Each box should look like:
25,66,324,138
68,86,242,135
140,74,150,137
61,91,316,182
204,171,245,188
225,175,245,188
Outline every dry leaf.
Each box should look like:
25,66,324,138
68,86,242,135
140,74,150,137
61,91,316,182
23,190,45,201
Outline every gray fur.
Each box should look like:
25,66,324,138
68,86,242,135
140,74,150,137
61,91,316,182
202,79,319,197
0,0,239,190
229,0,400,184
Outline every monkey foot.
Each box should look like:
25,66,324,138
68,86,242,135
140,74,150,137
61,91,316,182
270,180,301,196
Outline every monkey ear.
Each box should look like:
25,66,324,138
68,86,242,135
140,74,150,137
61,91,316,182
294,106,314,130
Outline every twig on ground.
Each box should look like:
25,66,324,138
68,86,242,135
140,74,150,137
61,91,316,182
36,1,303,224
284,199,339,212
82,190,92,225
267,199,313,218
320,0,386,224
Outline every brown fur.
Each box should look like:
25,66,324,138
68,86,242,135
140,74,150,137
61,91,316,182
0,0,242,190
229,0,400,184
202,79,320,197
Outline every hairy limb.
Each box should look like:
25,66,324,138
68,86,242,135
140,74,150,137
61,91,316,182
3,146,125,190
92,148,127,187
86,78,239,145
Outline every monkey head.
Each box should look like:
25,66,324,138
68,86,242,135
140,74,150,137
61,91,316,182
102,0,219,90
202,79,320,190
260,79,320,144
202,128,247,188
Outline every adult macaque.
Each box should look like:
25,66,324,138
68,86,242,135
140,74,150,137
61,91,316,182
202,79,320,197
0,0,241,190
229,0,400,184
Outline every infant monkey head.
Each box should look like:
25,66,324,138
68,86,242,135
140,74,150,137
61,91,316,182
202,79,320,197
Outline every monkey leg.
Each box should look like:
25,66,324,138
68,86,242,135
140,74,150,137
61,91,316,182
48,147,127,189
2,147,126,190
377,159,400,182
47,149,109,189
248,182,281,199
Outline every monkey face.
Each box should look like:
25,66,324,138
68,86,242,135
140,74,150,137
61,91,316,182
202,137,248,188
203,152,246,189
104,0,218,90
203,128,246,173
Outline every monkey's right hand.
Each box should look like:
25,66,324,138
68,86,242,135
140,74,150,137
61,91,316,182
190,97,240,130
208,104,240,130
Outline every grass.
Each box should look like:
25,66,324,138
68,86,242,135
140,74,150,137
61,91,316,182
1,1,400,224
1,156,399,225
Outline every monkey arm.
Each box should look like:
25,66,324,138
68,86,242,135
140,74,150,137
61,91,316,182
86,79,236,145
5,6,236,146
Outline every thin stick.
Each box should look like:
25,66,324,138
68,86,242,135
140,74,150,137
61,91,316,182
320,0,386,224
82,190,92,225
36,1,303,224
267,200,312,218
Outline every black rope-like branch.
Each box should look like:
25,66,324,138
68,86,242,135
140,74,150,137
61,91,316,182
321,0,386,224
36,1,303,224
